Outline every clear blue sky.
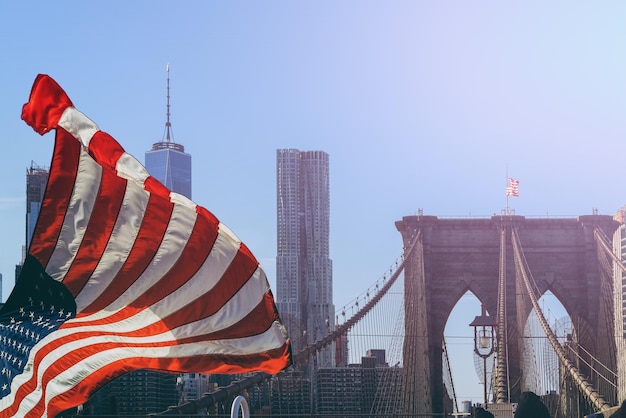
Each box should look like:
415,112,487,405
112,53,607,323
0,1,623,404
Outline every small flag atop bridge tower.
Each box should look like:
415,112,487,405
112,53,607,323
505,177,519,215
506,178,520,197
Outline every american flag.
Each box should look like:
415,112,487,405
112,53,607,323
506,178,520,197
0,74,291,417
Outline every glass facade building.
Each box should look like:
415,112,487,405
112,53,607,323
276,149,334,366
145,142,191,199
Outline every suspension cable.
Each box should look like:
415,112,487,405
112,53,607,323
565,344,618,386
595,227,626,275
293,229,420,364
442,337,460,413
594,226,620,397
511,228,611,413
153,229,421,416
495,226,509,403
370,297,405,415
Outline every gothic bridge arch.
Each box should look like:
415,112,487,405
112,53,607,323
395,214,619,415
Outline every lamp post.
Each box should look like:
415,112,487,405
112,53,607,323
469,305,497,406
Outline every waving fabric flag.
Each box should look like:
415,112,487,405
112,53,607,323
506,178,520,197
0,74,291,417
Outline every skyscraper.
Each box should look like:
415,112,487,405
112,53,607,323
276,149,334,366
82,68,187,416
613,208,626,403
145,65,192,199
16,162,49,282
25,162,49,251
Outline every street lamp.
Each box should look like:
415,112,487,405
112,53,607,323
469,305,497,406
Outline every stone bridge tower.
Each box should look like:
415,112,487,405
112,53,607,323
395,214,619,415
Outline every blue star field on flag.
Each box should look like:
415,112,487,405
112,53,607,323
0,255,76,399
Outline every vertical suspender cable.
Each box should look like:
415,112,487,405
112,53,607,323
154,230,420,416
442,338,460,413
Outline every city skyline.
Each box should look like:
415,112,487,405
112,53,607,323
2,2,626,404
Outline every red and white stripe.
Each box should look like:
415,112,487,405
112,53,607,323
7,75,291,417
506,178,519,197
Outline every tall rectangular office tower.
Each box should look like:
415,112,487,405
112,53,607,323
276,149,334,366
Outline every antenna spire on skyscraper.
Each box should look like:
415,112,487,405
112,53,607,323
150,64,184,152
147,64,191,198
165,63,172,143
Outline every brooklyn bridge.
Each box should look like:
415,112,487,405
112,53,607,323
87,213,626,417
